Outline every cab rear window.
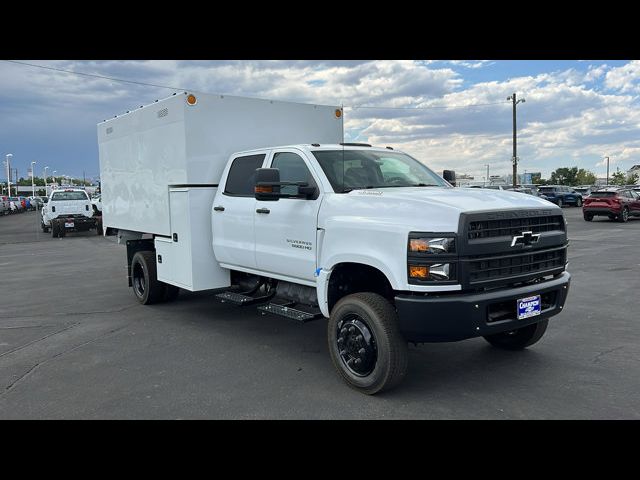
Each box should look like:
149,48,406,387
51,191,89,201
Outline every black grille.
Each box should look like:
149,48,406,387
466,247,566,287
468,215,564,240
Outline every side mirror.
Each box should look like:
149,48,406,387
443,170,456,186
254,168,318,200
255,168,281,201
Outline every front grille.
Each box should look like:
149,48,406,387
468,215,564,240
465,247,566,287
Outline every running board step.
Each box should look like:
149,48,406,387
257,303,324,323
215,291,273,306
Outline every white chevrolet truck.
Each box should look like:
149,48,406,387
99,92,571,394
41,188,100,237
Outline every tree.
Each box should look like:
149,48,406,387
627,172,639,185
610,168,626,186
575,168,597,186
549,167,579,185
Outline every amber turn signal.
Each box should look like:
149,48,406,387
186,94,197,105
255,185,273,193
409,265,429,278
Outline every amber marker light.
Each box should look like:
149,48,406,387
335,109,342,118
409,265,429,279
409,238,429,252
186,94,197,105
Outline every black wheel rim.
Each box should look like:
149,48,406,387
336,314,377,377
132,262,146,298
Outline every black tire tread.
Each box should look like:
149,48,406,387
132,251,164,305
329,292,408,395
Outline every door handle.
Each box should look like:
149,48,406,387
214,206,225,212
256,208,270,214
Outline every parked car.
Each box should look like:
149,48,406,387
0,195,9,215
8,197,24,213
537,185,583,207
30,196,45,210
484,185,509,190
574,186,593,200
91,194,102,215
583,187,640,222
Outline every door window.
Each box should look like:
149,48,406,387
271,152,318,197
224,154,266,196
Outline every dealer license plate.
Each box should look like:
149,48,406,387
517,295,541,320
65,222,74,228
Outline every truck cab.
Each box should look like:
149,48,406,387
41,188,99,237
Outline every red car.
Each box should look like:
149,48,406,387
583,187,640,222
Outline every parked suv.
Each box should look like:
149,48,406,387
574,186,593,200
583,187,640,222
537,185,583,207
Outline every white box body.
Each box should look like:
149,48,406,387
155,187,230,291
98,92,343,236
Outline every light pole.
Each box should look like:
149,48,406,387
507,93,526,187
44,166,49,194
53,170,57,186
31,161,36,197
485,164,490,186
5,153,11,198
604,156,610,186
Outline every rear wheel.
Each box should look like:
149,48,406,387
576,197,582,207
131,251,164,305
557,198,563,208
618,207,629,223
483,319,549,350
51,220,59,237
583,212,593,221
328,292,408,395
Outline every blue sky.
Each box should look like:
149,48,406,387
1,60,639,184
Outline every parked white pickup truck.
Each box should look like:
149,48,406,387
99,92,571,394
41,188,100,237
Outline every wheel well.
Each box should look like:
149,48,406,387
327,263,394,313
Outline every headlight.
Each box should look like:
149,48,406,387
408,263,456,281
408,236,456,254
408,233,458,284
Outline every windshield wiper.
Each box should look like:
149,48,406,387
410,183,440,187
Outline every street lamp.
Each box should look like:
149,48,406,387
604,156,610,186
507,93,526,187
485,164,490,187
5,154,12,198
44,166,49,194
31,161,36,197
53,170,57,186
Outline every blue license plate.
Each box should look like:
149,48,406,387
517,295,541,320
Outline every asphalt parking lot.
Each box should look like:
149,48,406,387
0,208,638,419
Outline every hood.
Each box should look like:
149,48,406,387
320,187,559,233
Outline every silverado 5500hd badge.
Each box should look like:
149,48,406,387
286,239,312,250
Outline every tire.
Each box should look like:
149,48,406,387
483,319,549,350
59,223,66,237
96,217,103,235
557,198,563,208
131,251,164,305
51,220,59,238
576,197,582,207
618,207,629,223
583,212,593,222
328,292,408,395
162,284,180,302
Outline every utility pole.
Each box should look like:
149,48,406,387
508,92,525,187
5,153,12,198
604,156,610,186
485,164,490,186
31,161,36,197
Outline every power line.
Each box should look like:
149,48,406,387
3,59,510,112
3,60,184,92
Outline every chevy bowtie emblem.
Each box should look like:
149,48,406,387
511,231,540,247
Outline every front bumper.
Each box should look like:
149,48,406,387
394,272,571,342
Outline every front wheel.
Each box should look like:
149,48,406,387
557,198,563,208
328,293,408,395
483,319,549,350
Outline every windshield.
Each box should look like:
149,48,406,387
311,150,449,192
51,191,88,201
